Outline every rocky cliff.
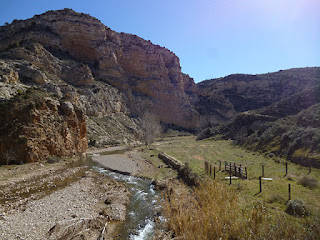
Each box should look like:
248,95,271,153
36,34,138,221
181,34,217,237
0,8,199,129
0,9,200,163
0,88,87,164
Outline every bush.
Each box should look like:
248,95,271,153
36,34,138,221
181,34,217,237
88,139,97,147
285,199,309,217
47,156,62,164
286,173,296,181
178,162,200,187
196,128,213,140
298,176,318,189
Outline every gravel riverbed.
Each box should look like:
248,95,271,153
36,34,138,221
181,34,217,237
0,160,130,240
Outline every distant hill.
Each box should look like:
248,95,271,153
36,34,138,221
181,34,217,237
195,67,320,126
198,85,320,168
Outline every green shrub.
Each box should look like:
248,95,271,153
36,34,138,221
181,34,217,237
88,139,97,147
285,199,309,217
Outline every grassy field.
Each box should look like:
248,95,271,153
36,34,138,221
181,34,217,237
143,136,320,239
146,136,320,215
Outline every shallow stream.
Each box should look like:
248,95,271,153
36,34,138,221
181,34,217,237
88,151,160,240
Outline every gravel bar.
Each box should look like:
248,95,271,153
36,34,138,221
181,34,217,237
91,154,138,175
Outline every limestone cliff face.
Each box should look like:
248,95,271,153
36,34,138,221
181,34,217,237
0,89,87,164
0,9,200,163
0,8,199,129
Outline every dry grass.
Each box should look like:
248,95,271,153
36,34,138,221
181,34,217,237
298,176,318,189
162,179,318,240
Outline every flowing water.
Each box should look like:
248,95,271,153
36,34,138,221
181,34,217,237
88,152,160,240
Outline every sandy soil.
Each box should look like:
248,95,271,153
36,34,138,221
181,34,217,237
88,147,157,178
92,154,138,175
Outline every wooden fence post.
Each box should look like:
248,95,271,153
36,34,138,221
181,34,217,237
225,161,227,171
245,167,247,179
285,162,288,176
214,166,216,180
239,164,242,178
229,169,232,185
219,160,221,171
210,164,212,176
308,165,311,175
288,184,291,200
259,176,262,193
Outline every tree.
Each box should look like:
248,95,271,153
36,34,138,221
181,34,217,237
139,111,162,147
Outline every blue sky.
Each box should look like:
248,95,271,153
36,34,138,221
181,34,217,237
1,0,319,83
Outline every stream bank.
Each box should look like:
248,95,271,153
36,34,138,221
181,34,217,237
0,157,130,240
0,146,168,240
88,147,162,239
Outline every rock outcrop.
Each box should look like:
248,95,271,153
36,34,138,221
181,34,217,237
0,8,199,129
0,88,87,164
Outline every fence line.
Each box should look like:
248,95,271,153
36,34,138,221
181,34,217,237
224,162,247,179
204,161,247,180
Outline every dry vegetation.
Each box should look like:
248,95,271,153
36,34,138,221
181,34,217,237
162,179,320,240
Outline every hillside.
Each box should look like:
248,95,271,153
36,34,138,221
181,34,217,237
199,85,320,168
196,68,320,126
